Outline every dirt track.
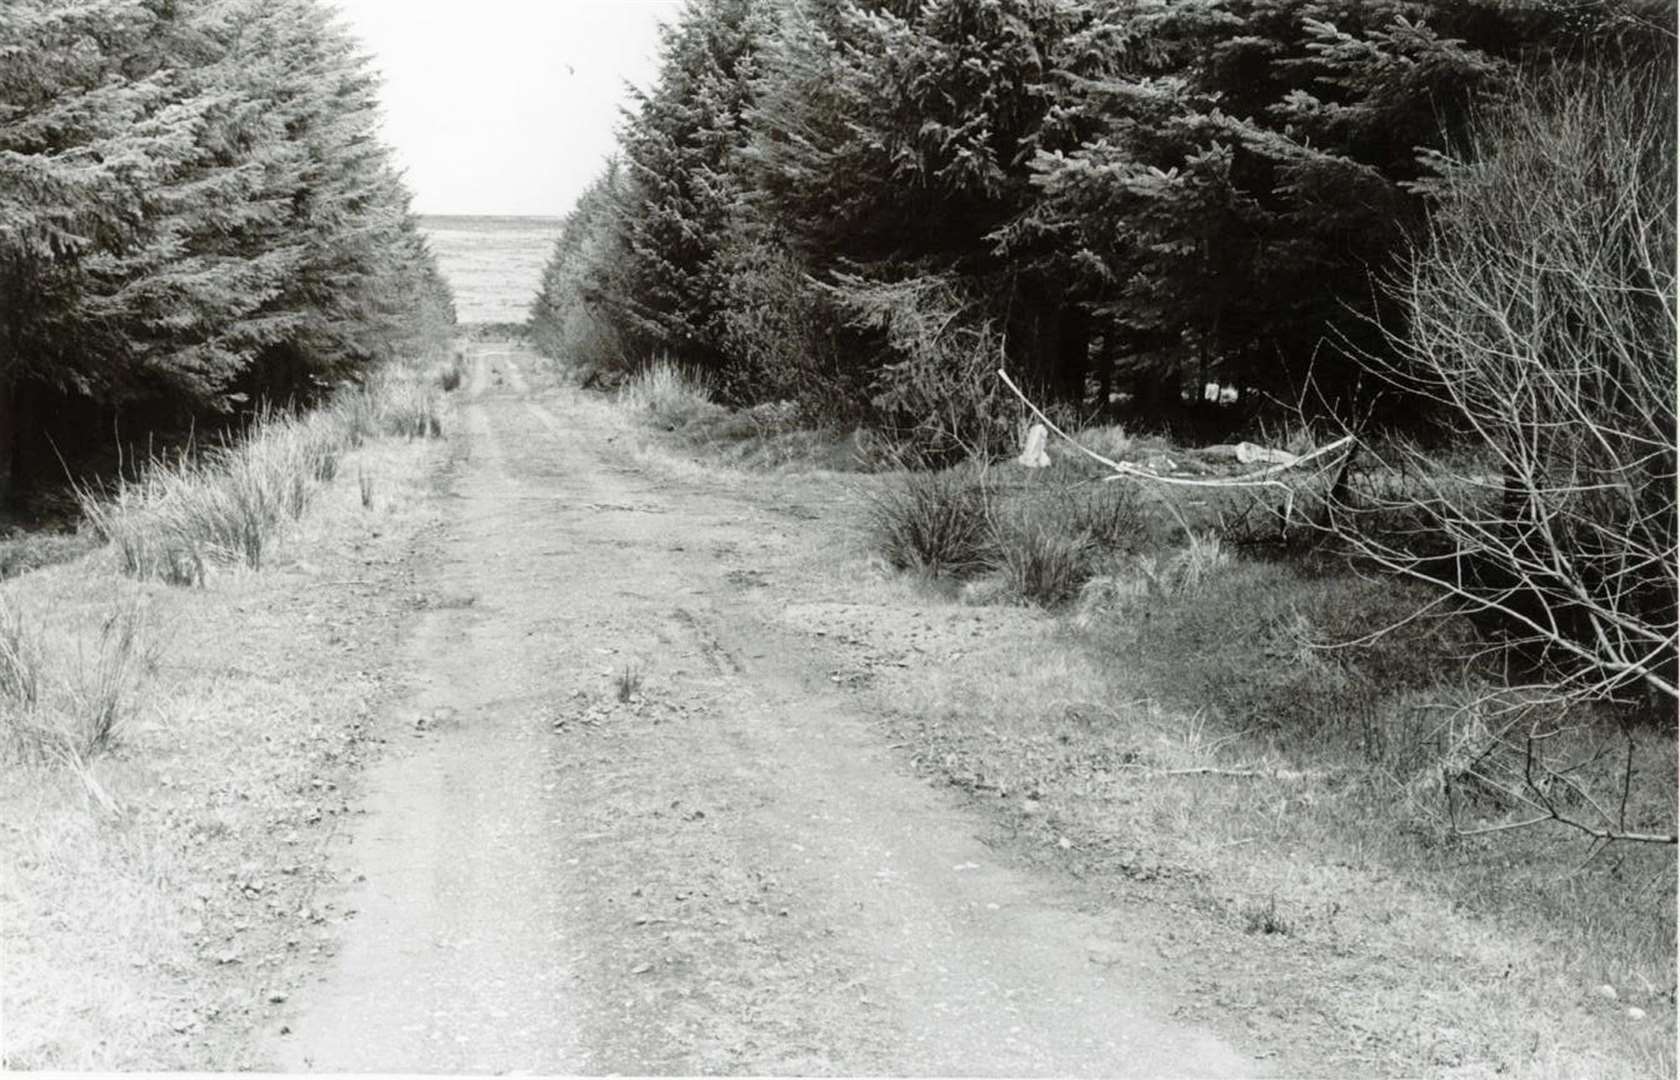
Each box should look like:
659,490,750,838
261,341,1266,1075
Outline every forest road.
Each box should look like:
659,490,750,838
261,340,1266,1076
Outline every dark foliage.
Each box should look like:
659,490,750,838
0,0,454,501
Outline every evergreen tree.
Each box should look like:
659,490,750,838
611,0,775,387
0,0,452,498
530,161,636,368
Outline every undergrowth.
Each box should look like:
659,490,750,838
621,360,725,431
76,370,446,584
862,420,1676,1073
0,594,154,767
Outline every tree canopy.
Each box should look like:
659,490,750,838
0,0,452,496
532,0,1672,435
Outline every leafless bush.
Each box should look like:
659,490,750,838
1329,63,1676,716
1435,692,1676,849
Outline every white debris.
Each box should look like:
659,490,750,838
1235,441,1299,467
1017,423,1051,468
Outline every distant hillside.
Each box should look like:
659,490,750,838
420,215,565,325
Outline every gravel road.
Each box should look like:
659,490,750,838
262,342,1264,1076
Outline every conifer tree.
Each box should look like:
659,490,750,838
0,0,452,498
610,0,774,387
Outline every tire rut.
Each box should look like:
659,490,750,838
260,341,1267,1076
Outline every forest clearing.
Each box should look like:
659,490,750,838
2,0,1675,1076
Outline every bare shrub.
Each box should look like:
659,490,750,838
1332,63,1677,714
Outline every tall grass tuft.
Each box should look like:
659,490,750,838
987,522,1099,607
0,595,153,766
376,378,446,439
0,596,42,713
621,360,723,431
67,598,149,758
866,466,995,578
77,412,335,578
77,369,445,585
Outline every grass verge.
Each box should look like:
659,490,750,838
76,372,446,585
1,362,454,1070
611,361,878,474
801,422,1676,1075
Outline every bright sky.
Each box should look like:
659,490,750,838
330,0,685,217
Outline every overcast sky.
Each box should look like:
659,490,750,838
330,0,685,217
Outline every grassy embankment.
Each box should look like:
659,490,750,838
0,348,464,1070
607,359,1677,1078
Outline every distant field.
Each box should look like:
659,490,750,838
420,214,563,325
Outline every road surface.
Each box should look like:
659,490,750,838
263,341,1263,1076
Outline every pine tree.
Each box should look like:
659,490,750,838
610,0,775,386
0,0,453,498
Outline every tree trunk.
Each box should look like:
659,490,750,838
1055,305,1090,405
0,378,15,505
5,380,41,502
1096,326,1116,417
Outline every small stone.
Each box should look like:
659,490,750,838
1057,836,1073,850
630,962,653,975
1627,1007,1646,1021
267,991,288,1004
1597,984,1619,1001
1022,799,1041,815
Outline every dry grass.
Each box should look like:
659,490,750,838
620,360,725,431
860,550,1675,1076
75,368,446,586
1,366,452,1070
0,592,155,768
